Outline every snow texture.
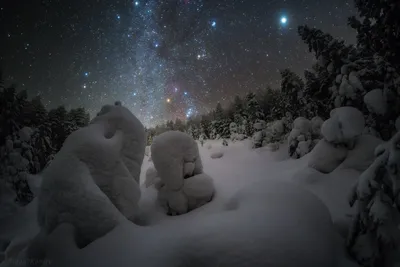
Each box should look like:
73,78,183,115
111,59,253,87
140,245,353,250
363,89,387,115
322,107,365,147
308,139,348,173
151,131,214,215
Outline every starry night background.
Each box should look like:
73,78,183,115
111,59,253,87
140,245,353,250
0,0,356,127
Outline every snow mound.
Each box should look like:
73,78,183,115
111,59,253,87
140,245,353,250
210,151,224,159
322,107,365,147
308,139,348,173
90,103,146,183
363,89,386,115
339,135,383,172
28,179,337,267
151,131,214,215
24,104,146,260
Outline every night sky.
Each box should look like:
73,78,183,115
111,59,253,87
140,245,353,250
0,0,356,127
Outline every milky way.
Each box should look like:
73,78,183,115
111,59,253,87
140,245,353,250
0,0,356,127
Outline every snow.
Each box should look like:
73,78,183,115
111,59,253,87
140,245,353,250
0,138,363,267
311,116,324,136
322,107,365,146
150,131,213,215
308,139,348,173
363,89,387,115
210,151,224,159
90,104,146,184
348,71,364,91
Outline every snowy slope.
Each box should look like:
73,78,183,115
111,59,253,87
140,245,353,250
0,139,360,267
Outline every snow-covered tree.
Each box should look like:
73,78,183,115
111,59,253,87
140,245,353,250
347,131,400,267
278,69,305,118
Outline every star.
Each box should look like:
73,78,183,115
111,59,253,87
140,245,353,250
84,72,89,77
280,16,288,25
117,14,121,20
211,20,216,28
166,98,171,103
134,1,139,6
184,92,188,96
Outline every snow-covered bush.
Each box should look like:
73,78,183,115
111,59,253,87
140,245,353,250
347,131,400,267
229,122,238,141
151,131,214,215
311,116,324,137
263,120,285,147
252,120,266,149
308,139,348,173
321,106,365,149
287,117,314,158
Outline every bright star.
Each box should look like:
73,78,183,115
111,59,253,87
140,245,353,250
211,20,216,27
84,72,89,77
166,98,171,103
135,1,139,6
83,84,87,89
174,87,178,92
184,91,188,95
280,16,287,24
133,92,137,96
117,14,121,20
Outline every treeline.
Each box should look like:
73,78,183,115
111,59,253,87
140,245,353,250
0,80,90,205
147,0,400,145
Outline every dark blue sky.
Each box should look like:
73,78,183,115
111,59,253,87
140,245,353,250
0,0,356,126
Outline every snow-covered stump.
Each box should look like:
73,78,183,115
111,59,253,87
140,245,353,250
347,131,400,267
151,131,215,215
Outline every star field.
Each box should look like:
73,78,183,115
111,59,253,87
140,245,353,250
0,0,356,127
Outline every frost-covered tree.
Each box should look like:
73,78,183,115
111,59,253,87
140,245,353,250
347,131,400,267
244,92,264,136
348,0,400,67
278,69,305,118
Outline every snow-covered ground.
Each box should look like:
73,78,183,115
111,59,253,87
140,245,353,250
0,138,360,267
